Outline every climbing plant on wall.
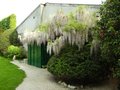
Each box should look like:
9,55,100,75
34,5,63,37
21,6,97,55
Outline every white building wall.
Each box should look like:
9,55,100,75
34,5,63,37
17,5,41,35
42,3,100,23
16,3,100,35
16,3,100,51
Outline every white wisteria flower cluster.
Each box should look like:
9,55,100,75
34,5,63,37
20,6,97,55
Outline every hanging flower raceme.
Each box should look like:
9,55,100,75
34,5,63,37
20,30,38,44
75,6,97,28
47,36,65,55
20,28,49,45
51,10,68,36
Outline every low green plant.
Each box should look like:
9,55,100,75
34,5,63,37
7,45,20,58
7,45,27,59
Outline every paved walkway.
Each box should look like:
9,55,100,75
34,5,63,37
12,60,117,90
12,60,68,90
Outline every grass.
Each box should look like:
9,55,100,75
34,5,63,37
0,56,26,90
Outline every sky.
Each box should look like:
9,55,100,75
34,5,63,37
0,0,106,26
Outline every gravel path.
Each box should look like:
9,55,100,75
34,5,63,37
12,60,68,90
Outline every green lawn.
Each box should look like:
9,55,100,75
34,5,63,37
0,56,26,90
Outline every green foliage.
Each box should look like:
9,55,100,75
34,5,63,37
7,45,27,59
7,45,20,58
0,17,9,30
113,59,120,78
95,1,120,88
9,30,22,46
97,0,120,60
9,14,16,29
0,28,26,59
63,19,87,32
0,14,17,56
39,23,49,32
16,46,27,60
47,44,106,84
0,14,16,30
0,56,26,90
0,29,14,55
113,59,120,90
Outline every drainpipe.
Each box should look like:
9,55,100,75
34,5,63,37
40,3,46,23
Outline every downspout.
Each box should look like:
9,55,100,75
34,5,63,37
40,3,46,23
40,3,46,68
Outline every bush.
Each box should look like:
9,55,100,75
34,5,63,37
16,46,27,60
7,45,20,58
7,45,27,59
47,44,105,84
0,29,14,55
9,30,22,46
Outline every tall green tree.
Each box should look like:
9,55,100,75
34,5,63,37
0,14,16,30
0,14,17,55
98,0,120,61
